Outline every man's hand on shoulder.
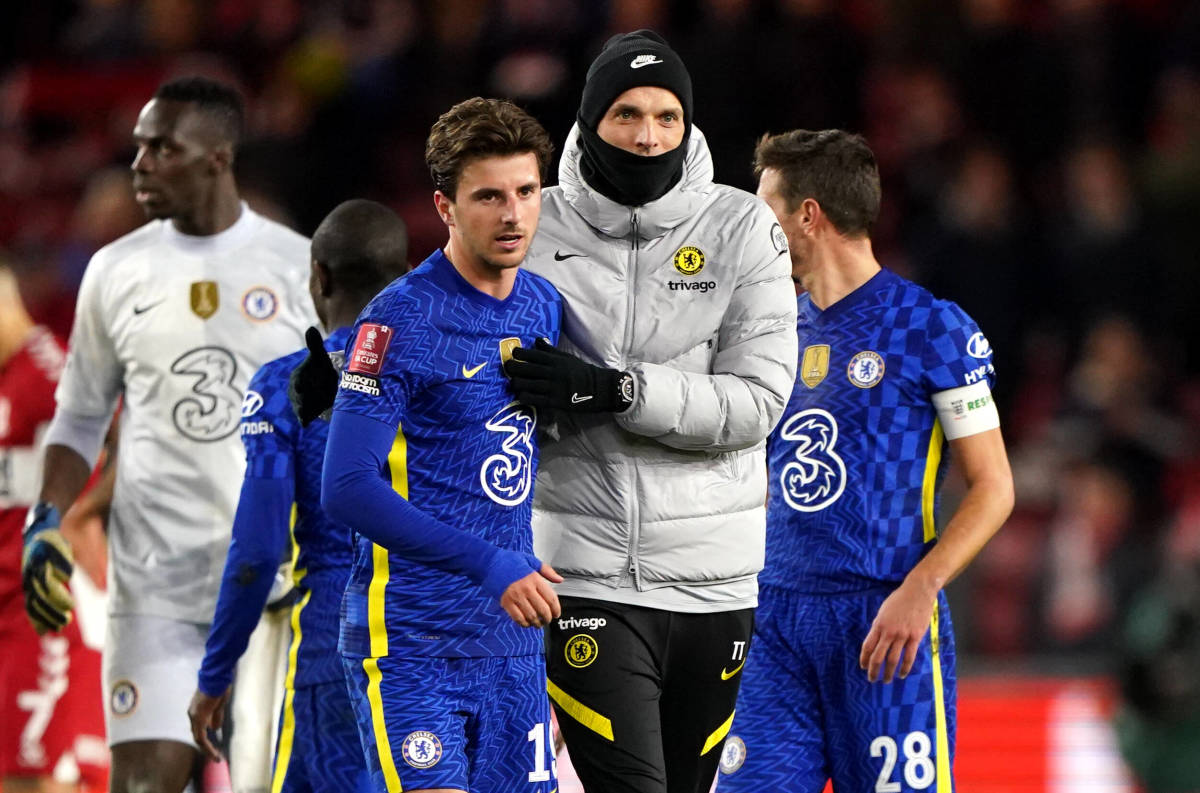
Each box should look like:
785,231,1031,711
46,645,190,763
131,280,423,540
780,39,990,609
500,562,564,628
505,338,634,414
859,576,939,684
289,326,339,426
21,503,75,634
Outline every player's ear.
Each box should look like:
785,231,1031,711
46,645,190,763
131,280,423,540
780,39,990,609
209,142,234,175
433,191,455,228
313,261,333,297
798,197,821,236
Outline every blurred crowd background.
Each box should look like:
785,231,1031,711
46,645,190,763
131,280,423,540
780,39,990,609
3,0,1200,678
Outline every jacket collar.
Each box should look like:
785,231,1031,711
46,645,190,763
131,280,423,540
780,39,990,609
558,123,715,241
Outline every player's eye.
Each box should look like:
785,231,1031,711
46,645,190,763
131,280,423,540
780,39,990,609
661,113,678,124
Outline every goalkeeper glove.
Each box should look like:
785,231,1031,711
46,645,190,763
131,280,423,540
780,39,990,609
505,339,635,413
288,326,339,426
21,502,74,635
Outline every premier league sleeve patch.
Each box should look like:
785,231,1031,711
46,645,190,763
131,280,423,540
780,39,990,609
348,323,394,375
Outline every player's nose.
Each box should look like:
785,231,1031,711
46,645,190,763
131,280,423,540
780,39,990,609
131,146,153,174
500,193,521,223
634,119,660,154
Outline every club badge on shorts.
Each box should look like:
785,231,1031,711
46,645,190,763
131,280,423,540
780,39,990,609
401,731,443,769
565,634,598,669
110,679,139,717
719,735,747,774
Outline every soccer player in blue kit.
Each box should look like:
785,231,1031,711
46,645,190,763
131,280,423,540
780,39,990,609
187,199,409,791
320,98,562,793
718,130,1014,793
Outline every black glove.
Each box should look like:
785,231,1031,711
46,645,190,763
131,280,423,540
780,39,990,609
505,338,635,413
288,326,339,426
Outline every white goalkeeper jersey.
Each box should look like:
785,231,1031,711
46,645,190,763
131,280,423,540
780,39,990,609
56,204,317,623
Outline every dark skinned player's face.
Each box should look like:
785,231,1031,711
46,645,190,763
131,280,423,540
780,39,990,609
130,99,223,221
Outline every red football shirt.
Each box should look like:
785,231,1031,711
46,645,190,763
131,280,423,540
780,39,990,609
0,327,65,629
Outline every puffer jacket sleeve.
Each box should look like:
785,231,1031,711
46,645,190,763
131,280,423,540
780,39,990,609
615,200,798,451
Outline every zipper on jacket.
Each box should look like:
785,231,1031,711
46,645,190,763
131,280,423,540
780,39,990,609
622,209,642,589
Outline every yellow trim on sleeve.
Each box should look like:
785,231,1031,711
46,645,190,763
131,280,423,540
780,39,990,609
700,710,736,756
931,604,953,792
367,543,390,659
269,587,311,793
288,502,304,586
547,679,614,741
367,426,408,659
388,424,408,498
922,420,945,542
363,657,403,792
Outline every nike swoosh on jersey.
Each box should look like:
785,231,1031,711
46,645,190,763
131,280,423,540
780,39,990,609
133,300,163,315
462,362,487,378
570,393,593,403
554,251,585,261
721,659,746,680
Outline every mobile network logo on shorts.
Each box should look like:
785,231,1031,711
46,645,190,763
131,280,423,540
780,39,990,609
557,616,607,631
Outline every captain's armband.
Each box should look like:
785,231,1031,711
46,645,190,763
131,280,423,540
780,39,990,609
931,382,1000,440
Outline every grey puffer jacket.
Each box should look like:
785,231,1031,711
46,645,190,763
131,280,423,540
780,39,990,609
524,125,798,611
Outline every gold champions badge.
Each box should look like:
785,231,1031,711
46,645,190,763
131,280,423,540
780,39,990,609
190,281,219,319
801,345,830,388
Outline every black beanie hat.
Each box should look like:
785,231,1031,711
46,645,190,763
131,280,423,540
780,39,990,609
578,29,693,131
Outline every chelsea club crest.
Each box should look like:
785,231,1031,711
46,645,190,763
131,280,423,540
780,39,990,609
847,351,885,389
401,731,443,769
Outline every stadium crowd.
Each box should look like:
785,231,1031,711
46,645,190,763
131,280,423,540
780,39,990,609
3,0,1200,680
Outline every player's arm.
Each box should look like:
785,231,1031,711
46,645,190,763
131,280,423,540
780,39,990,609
321,409,561,627
190,373,295,760
59,433,117,589
24,253,121,633
861,386,1014,683
507,202,798,451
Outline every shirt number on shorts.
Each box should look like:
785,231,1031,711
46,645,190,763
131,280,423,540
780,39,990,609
527,721,556,783
871,732,935,791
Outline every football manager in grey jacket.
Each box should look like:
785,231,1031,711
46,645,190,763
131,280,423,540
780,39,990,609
505,30,798,793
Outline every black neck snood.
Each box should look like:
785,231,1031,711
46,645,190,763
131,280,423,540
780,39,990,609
577,117,687,207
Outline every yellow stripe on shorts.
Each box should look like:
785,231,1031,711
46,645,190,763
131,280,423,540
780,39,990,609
270,588,311,793
700,710,736,756
931,604,952,792
364,657,403,792
547,679,614,741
